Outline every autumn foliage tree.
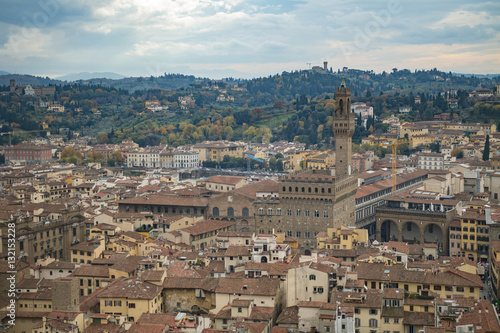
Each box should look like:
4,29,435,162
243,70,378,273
60,147,84,164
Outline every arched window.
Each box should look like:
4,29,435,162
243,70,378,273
305,210,310,217
242,208,249,217
308,187,311,193
302,187,305,192
258,208,264,216
276,208,282,216
314,210,319,217
323,210,329,217
227,207,234,217
212,207,219,217
309,274,316,280
295,187,298,192
282,186,286,192
267,208,273,216
315,188,318,193
289,187,292,192
321,188,325,193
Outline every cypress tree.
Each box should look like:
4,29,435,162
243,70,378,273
483,135,490,161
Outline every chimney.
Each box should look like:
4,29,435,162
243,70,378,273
10,79,15,93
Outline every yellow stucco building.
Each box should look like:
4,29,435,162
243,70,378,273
316,225,369,250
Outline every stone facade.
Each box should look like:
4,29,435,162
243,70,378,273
252,83,357,251
0,207,86,264
332,79,355,178
163,278,217,314
376,206,456,256
208,191,254,232
52,277,80,311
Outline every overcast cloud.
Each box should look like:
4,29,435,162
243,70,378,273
0,0,498,79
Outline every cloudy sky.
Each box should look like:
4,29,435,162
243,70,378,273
0,0,499,79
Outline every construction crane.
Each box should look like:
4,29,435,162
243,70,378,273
0,129,49,146
383,139,409,195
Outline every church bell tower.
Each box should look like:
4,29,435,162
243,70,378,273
332,77,355,178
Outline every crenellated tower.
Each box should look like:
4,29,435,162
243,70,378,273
332,77,355,178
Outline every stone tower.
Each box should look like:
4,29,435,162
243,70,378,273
332,77,355,178
10,79,15,93
52,277,80,311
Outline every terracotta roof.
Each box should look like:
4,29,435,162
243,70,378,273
405,297,434,306
215,305,274,321
215,277,280,296
403,311,434,326
91,253,128,265
141,270,165,282
122,231,147,241
19,288,52,300
356,169,428,199
110,255,145,273
231,321,267,333
98,278,162,300
16,278,41,290
72,265,109,278
245,262,289,276
382,288,404,300
70,239,102,252
181,219,235,236
272,327,290,333
298,300,324,308
47,310,82,321
356,263,482,287
233,179,279,198
450,299,500,333
137,313,177,327
93,223,118,231
205,260,226,274
225,245,252,257
206,175,246,186
166,261,205,278
119,194,209,207
276,305,299,325
231,298,253,307
381,306,404,317
331,290,383,309
83,323,121,333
